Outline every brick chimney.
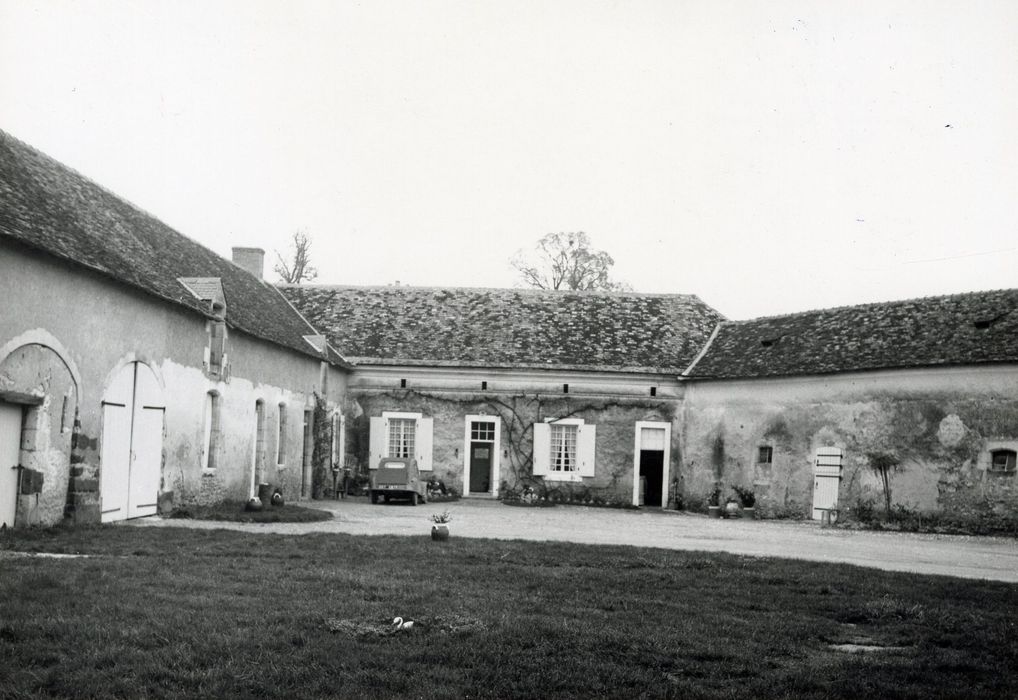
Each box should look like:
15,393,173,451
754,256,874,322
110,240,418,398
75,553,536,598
231,247,265,280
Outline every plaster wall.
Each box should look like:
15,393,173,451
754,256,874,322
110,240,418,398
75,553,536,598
681,366,1018,517
0,245,345,523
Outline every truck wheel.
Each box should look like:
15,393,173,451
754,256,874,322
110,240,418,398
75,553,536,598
370,492,379,504
411,492,418,506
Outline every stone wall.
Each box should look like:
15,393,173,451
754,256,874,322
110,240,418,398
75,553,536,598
681,367,1018,518
351,388,682,506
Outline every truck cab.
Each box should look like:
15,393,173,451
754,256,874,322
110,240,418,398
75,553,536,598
369,458,428,505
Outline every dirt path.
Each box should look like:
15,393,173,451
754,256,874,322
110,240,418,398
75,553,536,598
131,498,1018,583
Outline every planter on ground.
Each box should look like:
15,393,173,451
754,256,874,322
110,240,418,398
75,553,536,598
431,524,450,541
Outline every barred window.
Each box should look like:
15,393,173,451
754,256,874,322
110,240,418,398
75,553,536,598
550,423,578,472
387,418,416,459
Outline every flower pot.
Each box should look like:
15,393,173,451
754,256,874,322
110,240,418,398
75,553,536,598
707,505,722,519
741,507,755,519
724,501,741,518
431,524,450,541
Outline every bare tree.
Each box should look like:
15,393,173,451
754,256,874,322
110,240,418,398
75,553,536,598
274,230,318,284
510,232,631,291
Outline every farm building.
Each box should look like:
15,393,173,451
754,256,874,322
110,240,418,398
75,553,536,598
0,130,349,527
1,128,1016,527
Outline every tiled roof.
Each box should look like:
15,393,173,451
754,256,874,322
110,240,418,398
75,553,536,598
280,285,724,373
0,130,326,360
685,289,1018,379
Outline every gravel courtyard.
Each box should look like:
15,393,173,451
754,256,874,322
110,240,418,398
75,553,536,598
132,498,1018,583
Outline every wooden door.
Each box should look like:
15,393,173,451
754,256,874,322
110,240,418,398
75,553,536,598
127,363,164,519
0,402,22,527
468,420,495,494
100,363,164,522
812,447,843,520
469,443,492,493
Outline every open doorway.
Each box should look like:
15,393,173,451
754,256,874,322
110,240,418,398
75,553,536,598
633,422,671,507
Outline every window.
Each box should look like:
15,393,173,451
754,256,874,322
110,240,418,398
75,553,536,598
276,403,287,466
757,445,773,464
471,421,496,441
332,413,345,467
532,419,595,480
254,400,266,483
202,392,221,470
990,449,1016,473
551,423,578,472
369,412,433,471
388,418,416,458
209,320,226,374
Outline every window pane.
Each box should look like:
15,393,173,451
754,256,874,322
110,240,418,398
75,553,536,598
758,446,773,464
388,418,416,459
550,424,578,472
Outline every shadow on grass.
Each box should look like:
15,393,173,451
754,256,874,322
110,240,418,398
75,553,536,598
166,501,334,523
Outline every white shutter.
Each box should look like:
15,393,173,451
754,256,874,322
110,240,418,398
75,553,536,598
417,417,434,471
532,423,550,476
368,416,385,469
578,424,596,477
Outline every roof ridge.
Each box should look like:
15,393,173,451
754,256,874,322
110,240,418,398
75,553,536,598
729,287,1018,324
278,282,702,299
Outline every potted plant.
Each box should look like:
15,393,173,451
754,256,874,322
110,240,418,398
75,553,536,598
707,487,722,519
430,510,452,541
733,485,756,518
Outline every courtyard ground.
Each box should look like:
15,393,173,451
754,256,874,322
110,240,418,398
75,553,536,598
137,497,1018,582
1,524,1016,699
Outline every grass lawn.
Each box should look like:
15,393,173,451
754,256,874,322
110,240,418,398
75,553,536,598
1,526,1016,699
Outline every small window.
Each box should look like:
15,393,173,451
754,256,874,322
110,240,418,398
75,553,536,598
650,387,657,397
203,392,221,470
400,378,407,389
481,381,488,391
990,449,1016,473
276,403,287,466
757,445,773,464
550,423,578,472
209,320,227,374
563,383,569,394
471,421,496,441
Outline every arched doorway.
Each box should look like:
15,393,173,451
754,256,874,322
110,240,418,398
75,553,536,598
100,362,165,522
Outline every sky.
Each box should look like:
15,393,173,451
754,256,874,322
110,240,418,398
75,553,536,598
1,0,1016,320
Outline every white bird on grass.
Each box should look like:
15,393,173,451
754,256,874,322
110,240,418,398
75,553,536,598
392,617,415,630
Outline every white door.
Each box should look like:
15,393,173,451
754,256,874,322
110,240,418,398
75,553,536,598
0,402,22,527
100,363,164,522
812,447,843,520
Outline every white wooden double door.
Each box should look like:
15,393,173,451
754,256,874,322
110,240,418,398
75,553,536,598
100,362,165,522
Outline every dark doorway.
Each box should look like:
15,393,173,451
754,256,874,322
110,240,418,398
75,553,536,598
469,442,492,493
640,450,664,506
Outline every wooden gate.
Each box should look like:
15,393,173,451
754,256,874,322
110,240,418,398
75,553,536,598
0,402,22,527
100,363,165,522
812,447,843,520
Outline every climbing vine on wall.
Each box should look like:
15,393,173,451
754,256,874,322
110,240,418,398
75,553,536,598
352,389,673,501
